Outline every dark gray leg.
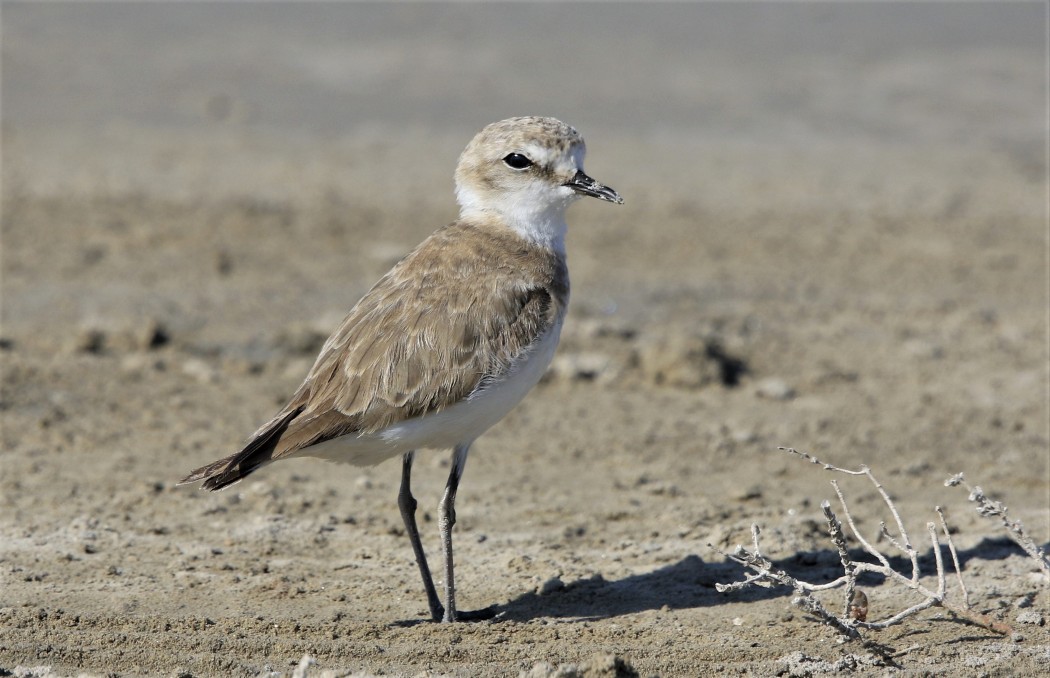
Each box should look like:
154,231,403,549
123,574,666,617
438,444,470,622
398,450,444,621
437,443,497,622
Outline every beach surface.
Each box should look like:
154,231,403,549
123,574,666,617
2,4,1047,676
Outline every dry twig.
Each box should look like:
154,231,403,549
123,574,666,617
945,472,1050,580
710,448,1016,639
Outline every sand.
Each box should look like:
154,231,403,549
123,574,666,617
1,4,1047,676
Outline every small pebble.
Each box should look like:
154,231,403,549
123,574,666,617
182,358,220,384
73,328,107,354
634,334,719,389
755,377,795,400
550,351,618,383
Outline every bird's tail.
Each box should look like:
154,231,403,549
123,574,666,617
179,405,305,491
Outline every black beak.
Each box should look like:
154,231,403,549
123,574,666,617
564,170,624,205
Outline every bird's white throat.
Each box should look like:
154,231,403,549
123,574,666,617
457,183,578,256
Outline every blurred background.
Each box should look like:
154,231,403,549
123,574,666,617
3,3,1041,143
2,1,1043,340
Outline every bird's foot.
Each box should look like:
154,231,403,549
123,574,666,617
439,605,497,623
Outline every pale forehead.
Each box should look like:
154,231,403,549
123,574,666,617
469,116,586,157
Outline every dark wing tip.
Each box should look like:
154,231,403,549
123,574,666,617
177,458,239,490
177,404,307,492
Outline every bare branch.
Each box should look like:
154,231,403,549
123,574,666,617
710,534,861,639
830,480,893,572
878,520,910,555
793,594,861,639
821,500,857,620
712,451,1023,641
946,473,1050,580
927,521,947,602
937,506,969,608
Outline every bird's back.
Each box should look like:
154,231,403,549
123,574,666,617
182,218,568,488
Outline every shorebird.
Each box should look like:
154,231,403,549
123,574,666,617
181,117,623,622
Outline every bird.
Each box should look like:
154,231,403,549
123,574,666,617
180,116,623,622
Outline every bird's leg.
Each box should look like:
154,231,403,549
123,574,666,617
439,443,501,622
438,444,469,622
398,450,444,622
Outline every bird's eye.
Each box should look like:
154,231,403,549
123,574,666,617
503,153,533,170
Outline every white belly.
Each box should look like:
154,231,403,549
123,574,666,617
302,320,563,466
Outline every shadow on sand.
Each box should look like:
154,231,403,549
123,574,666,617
487,536,1036,623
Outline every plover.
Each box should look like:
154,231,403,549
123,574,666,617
181,117,623,622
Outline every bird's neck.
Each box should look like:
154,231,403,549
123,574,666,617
503,207,568,256
458,194,573,257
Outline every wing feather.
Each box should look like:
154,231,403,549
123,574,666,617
185,220,568,487
272,222,566,454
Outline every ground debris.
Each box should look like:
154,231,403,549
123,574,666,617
522,653,640,678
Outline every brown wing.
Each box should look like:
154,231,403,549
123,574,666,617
275,238,562,450
182,221,567,489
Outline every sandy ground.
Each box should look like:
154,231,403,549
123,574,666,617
2,4,1048,677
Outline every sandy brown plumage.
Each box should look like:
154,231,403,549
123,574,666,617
181,218,568,490
180,116,621,622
